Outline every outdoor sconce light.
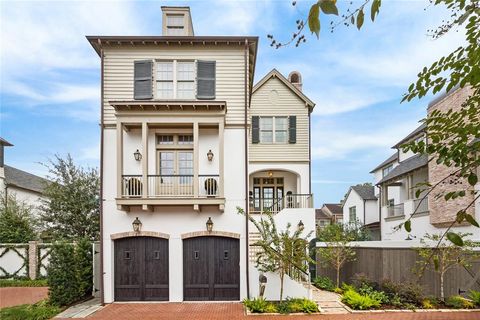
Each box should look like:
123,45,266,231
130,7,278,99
132,217,142,233
206,217,214,232
268,171,273,177
207,149,214,161
297,220,304,231
134,149,142,161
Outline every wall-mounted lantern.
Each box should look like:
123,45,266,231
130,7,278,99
134,149,142,161
268,171,273,177
297,220,304,231
206,217,214,232
132,217,142,233
207,149,214,161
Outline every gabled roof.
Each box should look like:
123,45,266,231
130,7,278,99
393,123,426,148
4,165,50,194
323,203,342,215
0,137,13,146
377,154,428,185
252,69,315,109
351,185,377,201
369,153,398,173
315,208,331,220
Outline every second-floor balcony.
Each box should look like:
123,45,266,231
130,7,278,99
249,194,313,214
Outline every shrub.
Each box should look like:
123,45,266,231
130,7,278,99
422,298,436,309
357,284,389,304
284,298,318,314
0,300,61,320
243,298,269,313
469,290,480,307
75,238,93,298
445,295,474,309
313,276,335,291
341,288,381,310
0,279,48,287
333,287,343,294
264,303,277,313
380,279,424,306
351,273,377,290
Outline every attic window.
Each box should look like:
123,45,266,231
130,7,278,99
290,73,299,83
166,14,185,36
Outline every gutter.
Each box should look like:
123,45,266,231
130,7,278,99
99,45,105,306
244,38,250,299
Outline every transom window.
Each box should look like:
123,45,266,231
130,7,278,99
259,116,288,144
156,134,193,146
155,61,195,99
166,14,185,36
157,135,174,144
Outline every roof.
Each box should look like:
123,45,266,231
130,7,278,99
323,203,342,215
4,165,50,194
377,154,428,185
393,123,426,148
351,185,377,201
315,208,331,220
427,84,461,110
0,137,13,146
252,69,316,109
369,153,398,173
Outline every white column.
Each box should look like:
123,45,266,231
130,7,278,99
116,122,123,198
142,122,148,198
218,121,224,198
193,122,199,198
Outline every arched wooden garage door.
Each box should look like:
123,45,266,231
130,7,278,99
183,236,239,301
114,236,169,301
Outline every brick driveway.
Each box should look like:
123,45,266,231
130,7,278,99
0,287,49,308
87,303,479,320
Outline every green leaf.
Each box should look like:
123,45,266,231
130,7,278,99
308,4,321,38
447,232,464,246
433,256,439,271
465,214,480,228
404,220,411,232
356,8,364,30
370,0,381,21
320,0,338,15
467,173,478,186
415,189,421,198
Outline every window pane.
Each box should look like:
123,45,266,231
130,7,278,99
157,135,174,144
260,117,273,130
177,81,195,99
260,131,273,143
178,135,193,144
156,82,173,99
157,62,173,80
275,117,288,130
275,131,287,143
177,62,194,81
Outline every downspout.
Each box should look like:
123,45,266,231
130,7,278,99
378,187,382,240
99,44,105,306
244,39,250,299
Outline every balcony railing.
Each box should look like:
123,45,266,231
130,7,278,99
413,198,429,214
249,194,313,214
387,203,405,217
121,174,220,198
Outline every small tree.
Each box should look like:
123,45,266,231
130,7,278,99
238,207,313,302
415,233,479,300
0,193,36,243
40,154,99,240
317,223,356,288
48,242,79,306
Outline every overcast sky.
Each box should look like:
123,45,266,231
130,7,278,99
0,0,464,205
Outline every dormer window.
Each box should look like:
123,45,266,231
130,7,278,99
166,14,185,36
382,164,393,177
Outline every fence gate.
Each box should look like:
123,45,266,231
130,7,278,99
93,242,101,298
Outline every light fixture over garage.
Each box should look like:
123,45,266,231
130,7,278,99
206,217,214,232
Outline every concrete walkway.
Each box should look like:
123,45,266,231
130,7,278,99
311,287,349,314
0,287,48,308
55,298,102,318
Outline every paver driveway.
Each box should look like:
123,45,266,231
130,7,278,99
86,303,479,320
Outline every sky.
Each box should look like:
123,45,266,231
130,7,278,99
0,0,465,206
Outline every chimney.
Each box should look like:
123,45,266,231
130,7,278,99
161,6,194,36
0,138,13,169
288,71,302,92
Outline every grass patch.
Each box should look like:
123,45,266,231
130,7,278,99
0,279,48,287
243,297,319,314
0,300,61,320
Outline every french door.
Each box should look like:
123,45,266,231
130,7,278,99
252,177,284,213
157,151,193,196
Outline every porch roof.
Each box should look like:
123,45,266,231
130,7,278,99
109,100,226,113
377,154,428,185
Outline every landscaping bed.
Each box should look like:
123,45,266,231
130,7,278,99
0,279,48,287
313,275,480,312
0,300,62,320
243,297,319,315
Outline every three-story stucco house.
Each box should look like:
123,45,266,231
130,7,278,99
88,6,315,304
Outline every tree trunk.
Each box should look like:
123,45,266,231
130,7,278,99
280,271,285,302
336,266,340,288
440,271,445,301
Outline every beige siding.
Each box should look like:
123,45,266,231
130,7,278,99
103,45,247,125
249,77,309,162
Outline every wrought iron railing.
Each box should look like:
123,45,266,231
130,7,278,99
148,175,194,197
121,175,143,197
387,203,405,217
249,194,313,214
199,175,220,197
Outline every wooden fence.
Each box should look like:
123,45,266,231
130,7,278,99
316,242,480,298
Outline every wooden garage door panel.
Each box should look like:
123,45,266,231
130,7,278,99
183,236,239,301
115,237,169,301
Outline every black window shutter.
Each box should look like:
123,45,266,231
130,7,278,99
289,116,297,144
252,116,260,144
196,60,216,99
134,60,153,100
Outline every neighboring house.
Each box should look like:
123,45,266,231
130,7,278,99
0,138,49,213
315,203,343,229
88,6,315,304
342,184,379,239
374,86,480,240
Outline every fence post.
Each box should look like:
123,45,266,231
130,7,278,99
28,241,38,280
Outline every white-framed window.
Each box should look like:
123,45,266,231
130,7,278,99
259,116,288,144
349,206,356,222
166,14,185,36
382,164,393,177
155,61,195,99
